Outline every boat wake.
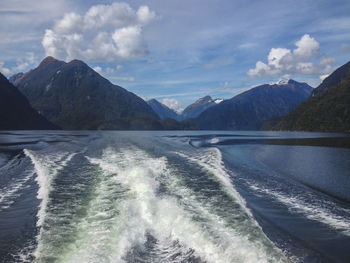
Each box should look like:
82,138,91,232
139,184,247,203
247,182,350,236
52,146,287,263
23,149,77,261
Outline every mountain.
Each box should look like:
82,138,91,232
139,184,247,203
13,56,165,130
274,61,350,132
9,72,24,86
147,99,179,120
312,61,350,96
180,96,220,120
194,79,312,130
0,73,58,130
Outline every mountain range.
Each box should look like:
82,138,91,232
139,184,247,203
147,99,179,120
193,80,312,130
147,96,223,121
274,61,350,132
0,72,57,130
180,96,222,120
4,55,349,132
10,57,197,130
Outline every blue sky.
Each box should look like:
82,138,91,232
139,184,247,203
1,0,350,111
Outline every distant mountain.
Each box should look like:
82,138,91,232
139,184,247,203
147,99,179,120
274,61,350,132
0,72,58,130
13,56,165,130
181,95,221,120
194,79,312,130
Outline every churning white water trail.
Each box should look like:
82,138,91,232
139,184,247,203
66,146,288,263
24,149,77,259
175,147,254,219
24,149,76,227
247,182,350,236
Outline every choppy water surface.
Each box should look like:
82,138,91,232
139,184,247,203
0,131,349,263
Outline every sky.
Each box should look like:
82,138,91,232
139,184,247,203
1,0,350,112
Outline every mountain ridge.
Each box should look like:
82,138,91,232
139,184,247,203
147,99,180,120
194,79,312,130
274,61,350,132
0,72,58,130
180,95,221,120
12,57,166,130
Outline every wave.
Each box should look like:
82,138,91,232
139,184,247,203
175,147,253,218
23,149,77,260
51,146,288,263
0,170,34,211
247,182,350,236
24,149,76,227
0,154,35,211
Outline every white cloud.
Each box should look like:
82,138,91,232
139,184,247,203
161,98,182,112
247,61,274,77
268,48,291,69
0,62,11,75
320,74,330,81
137,6,156,25
294,34,320,59
93,65,135,83
93,66,102,74
247,34,335,79
0,52,37,76
42,2,156,62
116,65,123,71
112,26,147,59
93,66,115,77
12,52,37,72
319,57,336,66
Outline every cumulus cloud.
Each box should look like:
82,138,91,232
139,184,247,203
247,34,335,79
294,34,320,59
162,98,182,113
42,2,156,62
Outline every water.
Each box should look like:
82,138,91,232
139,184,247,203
0,131,349,263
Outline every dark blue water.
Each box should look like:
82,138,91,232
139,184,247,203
0,131,349,263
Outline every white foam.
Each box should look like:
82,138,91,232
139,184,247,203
248,182,350,236
175,148,253,218
24,149,77,260
209,137,220,144
24,150,76,226
56,147,287,263
0,170,35,211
